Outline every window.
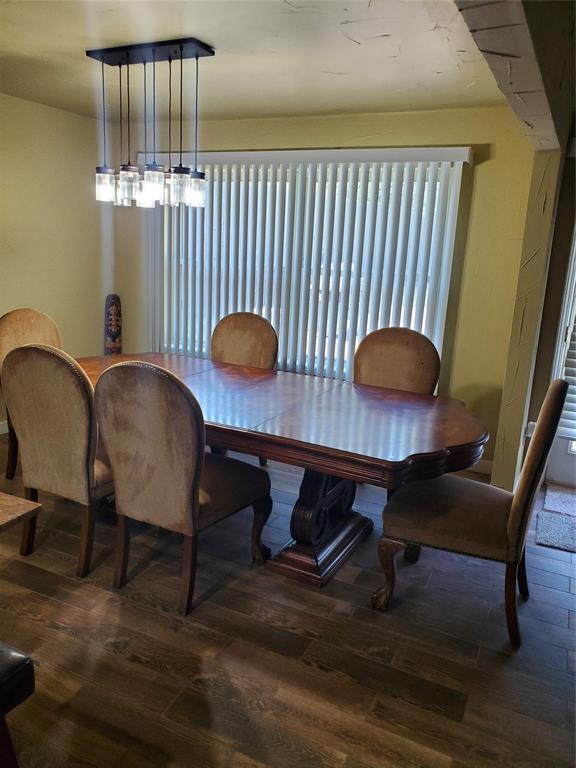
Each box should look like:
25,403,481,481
147,148,469,380
559,314,576,439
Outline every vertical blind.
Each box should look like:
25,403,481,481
148,149,469,381
559,315,576,438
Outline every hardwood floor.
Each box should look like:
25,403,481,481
0,435,574,767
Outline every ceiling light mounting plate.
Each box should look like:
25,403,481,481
86,37,214,66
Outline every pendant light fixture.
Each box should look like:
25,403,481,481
136,60,156,208
163,57,177,206
170,46,191,206
87,37,214,209
95,61,115,201
142,50,165,203
114,64,131,206
117,53,140,205
188,56,206,208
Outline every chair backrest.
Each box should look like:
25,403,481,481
354,327,440,394
2,345,96,505
508,378,569,559
0,309,62,371
94,362,205,535
211,313,278,369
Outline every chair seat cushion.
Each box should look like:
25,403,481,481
384,475,513,561
0,642,34,716
198,454,271,529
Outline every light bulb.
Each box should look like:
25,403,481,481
95,166,115,202
118,164,140,202
115,177,131,206
136,180,156,208
170,166,191,205
143,163,165,202
187,170,206,208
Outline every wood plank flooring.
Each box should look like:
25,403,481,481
0,436,573,767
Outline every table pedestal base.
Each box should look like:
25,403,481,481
267,470,374,586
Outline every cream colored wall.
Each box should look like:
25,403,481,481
0,93,111,356
0,93,112,421
115,106,535,462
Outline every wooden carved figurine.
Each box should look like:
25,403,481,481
104,294,122,356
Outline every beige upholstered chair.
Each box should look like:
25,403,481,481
211,312,278,466
94,361,273,615
373,379,569,647
211,312,278,370
1,345,113,576
354,327,440,395
0,309,63,480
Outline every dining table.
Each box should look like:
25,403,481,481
77,352,489,597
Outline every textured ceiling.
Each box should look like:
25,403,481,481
0,0,505,120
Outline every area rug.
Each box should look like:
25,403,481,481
536,485,576,553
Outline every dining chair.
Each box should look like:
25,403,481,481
1,345,113,576
0,309,63,480
354,327,440,395
211,312,278,466
372,378,568,647
211,312,278,370
94,361,274,615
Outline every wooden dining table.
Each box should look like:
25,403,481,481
77,352,489,593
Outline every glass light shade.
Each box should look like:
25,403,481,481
162,175,177,207
115,177,132,207
187,170,206,208
170,166,191,205
95,167,116,202
118,165,140,202
136,180,156,208
143,164,165,202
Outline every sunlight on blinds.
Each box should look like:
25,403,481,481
149,151,467,380
559,318,576,438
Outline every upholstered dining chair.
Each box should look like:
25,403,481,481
94,361,274,615
211,312,278,466
354,327,440,395
2,345,113,577
372,379,568,647
0,309,63,480
211,312,278,370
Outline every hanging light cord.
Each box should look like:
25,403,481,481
194,56,199,172
101,61,107,166
152,50,157,164
168,57,172,169
179,46,184,167
126,53,131,164
118,63,123,165
143,60,147,165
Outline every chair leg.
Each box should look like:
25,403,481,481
210,446,227,457
179,534,198,616
258,456,268,467
20,488,38,556
113,515,130,589
77,503,96,578
372,537,405,611
0,715,19,768
251,495,272,564
505,562,521,647
517,550,529,599
5,415,18,480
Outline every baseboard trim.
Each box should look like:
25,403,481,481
0,420,7,436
